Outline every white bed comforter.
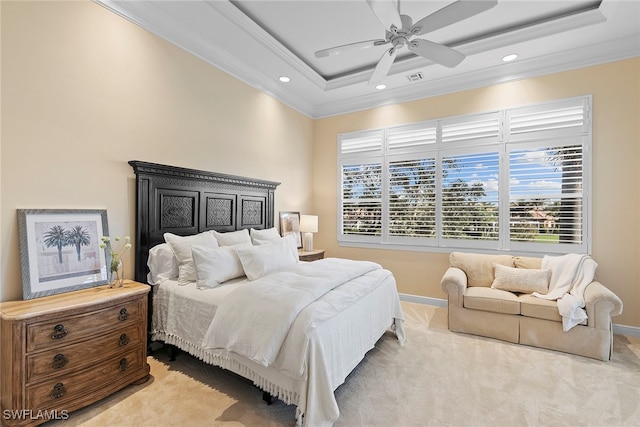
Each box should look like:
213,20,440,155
152,258,405,427
202,258,382,366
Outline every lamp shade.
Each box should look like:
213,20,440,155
299,215,318,233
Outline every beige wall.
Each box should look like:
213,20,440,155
313,58,640,327
2,2,639,329
1,1,314,301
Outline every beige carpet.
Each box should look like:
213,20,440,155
48,302,640,426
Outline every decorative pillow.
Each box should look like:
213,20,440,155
514,256,543,270
491,263,550,294
146,243,179,285
191,244,248,289
213,229,252,247
236,234,298,281
450,252,514,287
249,227,282,245
164,231,219,284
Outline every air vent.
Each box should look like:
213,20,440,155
406,72,424,82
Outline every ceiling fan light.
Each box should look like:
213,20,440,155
502,53,518,62
278,76,291,83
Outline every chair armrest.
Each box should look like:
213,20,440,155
441,267,467,308
584,281,623,330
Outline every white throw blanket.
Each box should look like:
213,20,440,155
202,258,382,367
532,253,597,331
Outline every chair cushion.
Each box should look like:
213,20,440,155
463,287,521,315
450,252,514,287
519,294,562,322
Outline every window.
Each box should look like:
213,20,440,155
441,150,500,243
338,96,591,254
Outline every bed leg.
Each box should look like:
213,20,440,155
168,344,179,362
262,391,274,405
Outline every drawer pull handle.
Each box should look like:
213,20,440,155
52,353,68,369
119,308,129,321
50,383,66,399
119,358,129,371
51,324,68,339
119,334,129,346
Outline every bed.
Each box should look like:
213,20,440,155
128,161,405,426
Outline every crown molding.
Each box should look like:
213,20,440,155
205,1,328,90
323,3,607,91
96,0,318,117
311,35,640,118
96,1,639,120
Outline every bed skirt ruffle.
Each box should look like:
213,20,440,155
150,331,302,410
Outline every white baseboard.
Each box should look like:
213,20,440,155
399,293,447,307
613,324,640,338
399,293,640,338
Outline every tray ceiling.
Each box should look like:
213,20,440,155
96,0,639,118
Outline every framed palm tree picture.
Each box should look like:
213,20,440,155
17,209,110,299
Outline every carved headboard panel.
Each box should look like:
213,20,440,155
129,161,280,283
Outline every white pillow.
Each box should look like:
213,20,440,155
213,229,252,247
146,243,179,285
191,244,248,289
250,227,282,245
164,231,219,284
236,234,298,281
491,263,550,294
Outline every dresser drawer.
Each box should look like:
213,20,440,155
27,324,142,383
26,346,144,410
27,299,141,352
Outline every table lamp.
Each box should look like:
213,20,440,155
299,215,318,252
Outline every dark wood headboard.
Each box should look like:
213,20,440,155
129,161,280,283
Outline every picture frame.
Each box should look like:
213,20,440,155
279,211,302,248
17,209,111,300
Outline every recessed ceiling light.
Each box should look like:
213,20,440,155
502,54,518,62
278,76,291,83
375,84,387,90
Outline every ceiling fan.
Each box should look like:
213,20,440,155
314,0,498,85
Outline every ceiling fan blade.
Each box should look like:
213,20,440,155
366,0,402,30
408,39,465,68
400,14,413,30
410,0,497,36
368,47,397,85
315,39,388,58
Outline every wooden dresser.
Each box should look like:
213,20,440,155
0,281,150,426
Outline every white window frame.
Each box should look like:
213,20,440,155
337,95,592,255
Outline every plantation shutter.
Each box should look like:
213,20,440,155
506,98,589,140
509,144,584,245
388,157,436,238
386,123,437,239
337,95,591,254
441,150,500,242
340,131,383,156
339,131,384,238
441,113,501,144
506,98,588,249
341,163,382,236
387,123,437,152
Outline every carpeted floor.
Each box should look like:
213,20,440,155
48,302,640,426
